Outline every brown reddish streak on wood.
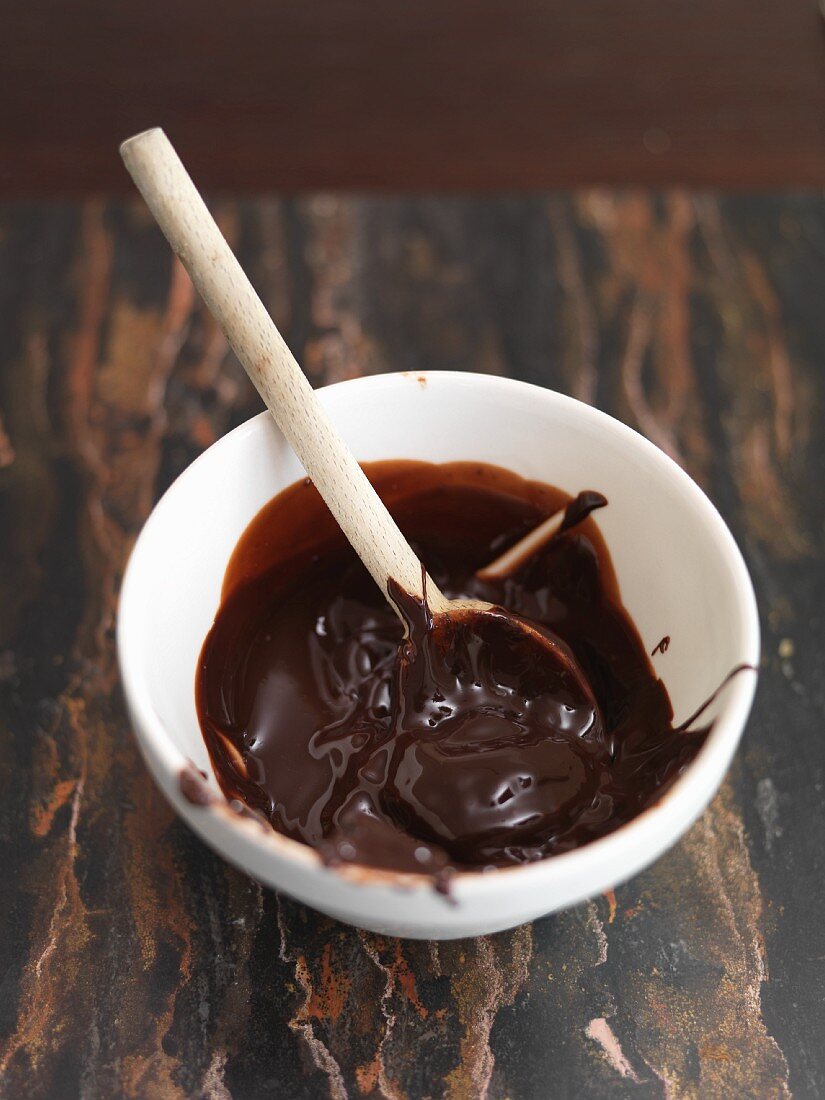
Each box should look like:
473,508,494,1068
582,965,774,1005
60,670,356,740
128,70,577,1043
29,777,78,838
581,192,710,478
276,902,349,1100
740,255,798,467
356,933,424,1100
0,329,55,649
0,701,90,1083
355,1054,382,1094
548,198,599,406
693,197,812,559
603,888,617,925
0,411,15,467
442,927,534,1099
391,941,428,1020
614,782,791,1096
305,943,352,1023
299,197,385,385
359,936,428,1021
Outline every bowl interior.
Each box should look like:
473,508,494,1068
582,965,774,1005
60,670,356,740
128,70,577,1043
121,373,757,809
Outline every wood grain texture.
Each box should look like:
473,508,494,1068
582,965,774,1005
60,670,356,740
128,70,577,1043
4,0,825,194
1,193,823,1098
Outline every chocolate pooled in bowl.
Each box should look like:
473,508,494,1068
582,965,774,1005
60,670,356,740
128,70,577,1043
196,460,706,877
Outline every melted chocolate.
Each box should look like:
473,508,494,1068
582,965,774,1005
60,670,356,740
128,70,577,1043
196,461,707,874
558,489,608,533
378,577,605,867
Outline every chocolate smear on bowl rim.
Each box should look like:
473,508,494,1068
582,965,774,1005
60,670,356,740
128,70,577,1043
179,764,214,807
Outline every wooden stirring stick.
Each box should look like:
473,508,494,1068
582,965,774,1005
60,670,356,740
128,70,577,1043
476,510,566,582
121,127,448,620
119,125,598,713
477,490,608,582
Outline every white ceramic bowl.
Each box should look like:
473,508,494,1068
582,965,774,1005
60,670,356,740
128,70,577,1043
118,372,759,939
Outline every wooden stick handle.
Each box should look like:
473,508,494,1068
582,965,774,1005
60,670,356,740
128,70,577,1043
120,128,443,615
476,509,564,581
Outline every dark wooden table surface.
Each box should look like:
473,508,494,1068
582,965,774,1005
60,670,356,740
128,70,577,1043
6,0,825,194
0,193,823,1099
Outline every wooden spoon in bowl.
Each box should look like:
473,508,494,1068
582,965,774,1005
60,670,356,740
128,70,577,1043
120,129,601,744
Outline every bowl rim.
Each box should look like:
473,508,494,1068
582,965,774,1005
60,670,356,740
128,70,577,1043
117,370,760,896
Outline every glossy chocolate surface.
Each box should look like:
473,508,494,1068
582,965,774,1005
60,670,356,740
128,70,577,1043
196,461,705,874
